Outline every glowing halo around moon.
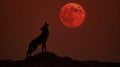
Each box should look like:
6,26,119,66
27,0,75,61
59,3,85,28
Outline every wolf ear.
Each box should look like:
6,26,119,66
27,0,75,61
45,22,49,27
45,22,47,24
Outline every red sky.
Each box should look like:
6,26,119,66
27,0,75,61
1,0,120,62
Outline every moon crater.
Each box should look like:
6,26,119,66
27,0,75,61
60,3,85,28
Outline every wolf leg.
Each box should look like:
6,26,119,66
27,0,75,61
42,44,44,53
42,42,47,53
26,46,31,57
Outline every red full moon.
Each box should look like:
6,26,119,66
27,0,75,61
59,3,85,28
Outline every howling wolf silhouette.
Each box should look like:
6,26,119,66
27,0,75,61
26,22,49,57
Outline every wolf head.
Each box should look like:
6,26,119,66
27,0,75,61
40,22,49,30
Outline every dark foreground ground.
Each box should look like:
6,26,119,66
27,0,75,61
0,52,120,67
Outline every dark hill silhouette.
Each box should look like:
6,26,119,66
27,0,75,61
0,52,120,67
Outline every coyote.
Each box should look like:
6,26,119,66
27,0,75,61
26,22,49,57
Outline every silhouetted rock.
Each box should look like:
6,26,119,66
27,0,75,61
0,52,120,67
